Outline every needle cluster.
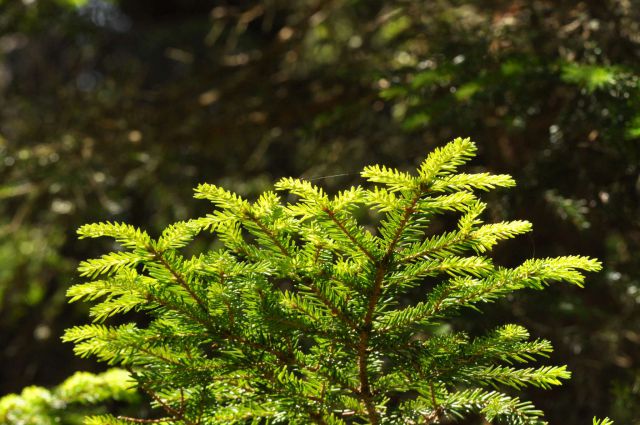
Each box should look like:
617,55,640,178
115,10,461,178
65,138,603,424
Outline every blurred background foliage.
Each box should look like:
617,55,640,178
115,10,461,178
0,0,639,423
0,369,140,424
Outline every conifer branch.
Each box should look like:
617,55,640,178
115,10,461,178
117,416,172,423
138,383,194,425
400,232,472,263
357,263,389,425
384,192,420,258
323,207,377,262
144,292,213,333
148,246,208,314
303,277,359,330
243,210,292,257
428,382,442,422
61,138,605,424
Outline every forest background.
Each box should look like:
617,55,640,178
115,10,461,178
0,0,639,423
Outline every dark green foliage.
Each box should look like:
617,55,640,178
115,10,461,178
65,139,601,424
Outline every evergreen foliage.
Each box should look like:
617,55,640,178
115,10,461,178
0,369,137,424
592,419,614,425
65,138,603,424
